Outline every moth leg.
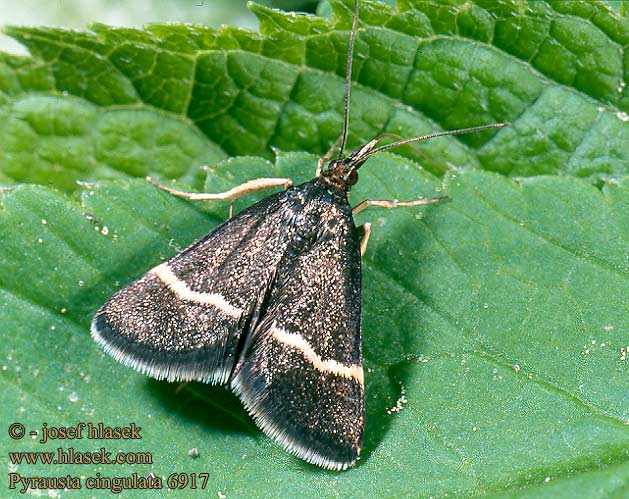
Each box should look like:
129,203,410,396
358,222,372,256
316,134,345,177
146,177,293,202
352,195,449,216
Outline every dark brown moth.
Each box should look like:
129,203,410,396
91,0,507,470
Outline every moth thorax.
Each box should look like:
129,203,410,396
321,159,358,190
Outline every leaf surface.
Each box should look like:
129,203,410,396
1,1,628,497
2,153,628,497
2,0,628,190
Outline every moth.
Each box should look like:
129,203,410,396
91,0,506,470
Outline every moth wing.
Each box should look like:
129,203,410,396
230,205,364,470
91,190,295,385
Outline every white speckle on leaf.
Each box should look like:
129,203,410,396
386,384,408,414
168,239,182,252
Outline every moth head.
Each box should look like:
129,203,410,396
320,123,510,191
321,138,379,191
321,160,358,190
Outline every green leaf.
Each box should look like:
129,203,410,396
2,0,629,190
2,152,629,498
0,94,226,191
1,1,629,498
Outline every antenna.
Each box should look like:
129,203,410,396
363,122,510,159
332,1,510,177
337,0,359,160
342,122,510,180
